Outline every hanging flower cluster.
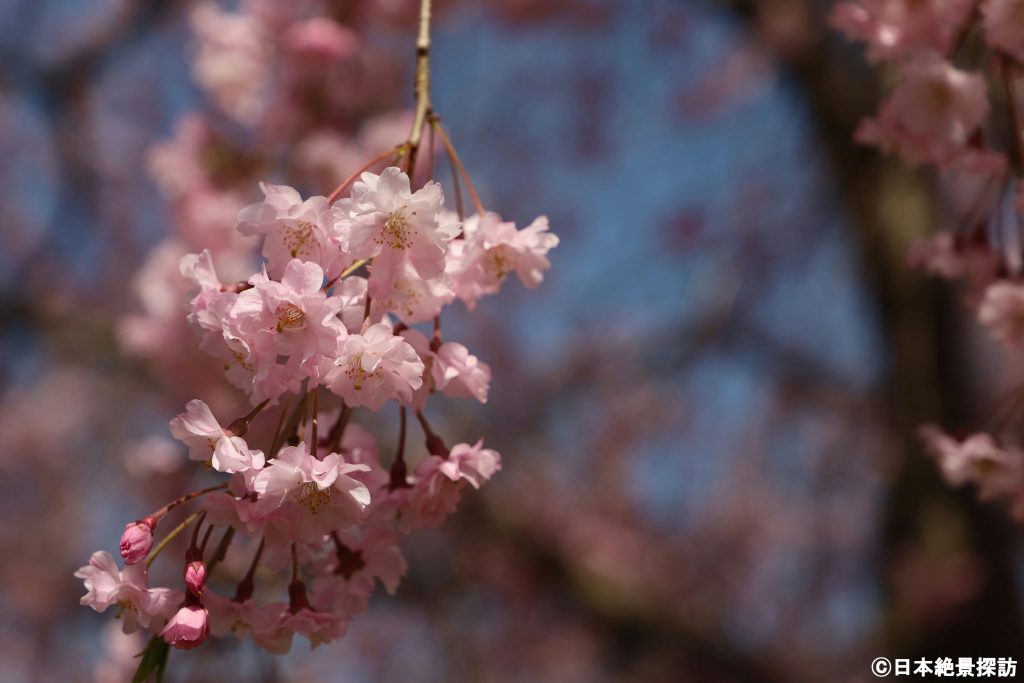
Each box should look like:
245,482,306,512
834,0,1024,513
76,0,558,671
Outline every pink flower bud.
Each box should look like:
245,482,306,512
184,560,206,597
160,605,209,650
119,518,155,565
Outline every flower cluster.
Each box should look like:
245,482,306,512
78,1,558,664
78,160,556,655
834,0,1024,511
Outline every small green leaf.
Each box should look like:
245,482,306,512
131,637,170,683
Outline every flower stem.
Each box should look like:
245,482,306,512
206,527,235,575
152,483,227,519
326,144,406,204
146,511,202,568
431,117,485,215
388,406,410,490
1002,56,1024,171
406,0,433,179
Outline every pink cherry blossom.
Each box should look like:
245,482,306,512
855,56,990,167
433,342,492,403
449,212,559,309
169,399,265,473
831,0,975,61
323,322,424,410
329,275,371,333
312,525,407,617
238,183,349,279
204,591,255,639
248,590,347,653
331,421,389,493
180,249,239,356
190,3,270,124
283,17,359,63
75,552,182,631
401,329,491,409
978,281,1024,345
226,259,348,402
919,425,1024,500
982,0,1024,62
332,167,459,295
250,443,371,533
161,604,210,650
404,440,501,530
370,260,454,324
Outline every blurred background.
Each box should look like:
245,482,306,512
0,0,1021,681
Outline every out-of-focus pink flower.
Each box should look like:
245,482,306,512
856,56,994,168
119,519,155,565
323,322,424,410
161,604,210,650
978,281,1024,345
170,399,265,473
94,622,145,683
249,582,346,653
831,0,975,61
982,0,1024,62
204,591,255,639
312,525,407,617
190,2,270,124
283,17,359,62
919,425,1024,499
906,233,966,278
403,440,501,530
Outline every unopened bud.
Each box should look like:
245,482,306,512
160,605,209,650
119,517,155,565
184,559,206,596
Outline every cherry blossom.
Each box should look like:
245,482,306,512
404,440,501,530
919,426,1024,500
322,322,424,410
238,183,349,279
831,0,975,61
312,525,407,617
401,328,491,409
81,0,559,668
855,56,992,168
250,443,371,531
75,552,182,631
982,0,1024,63
169,399,265,473
332,167,459,294
190,2,270,124
449,212,559,309
226,259,348,402
978,281,1024,345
